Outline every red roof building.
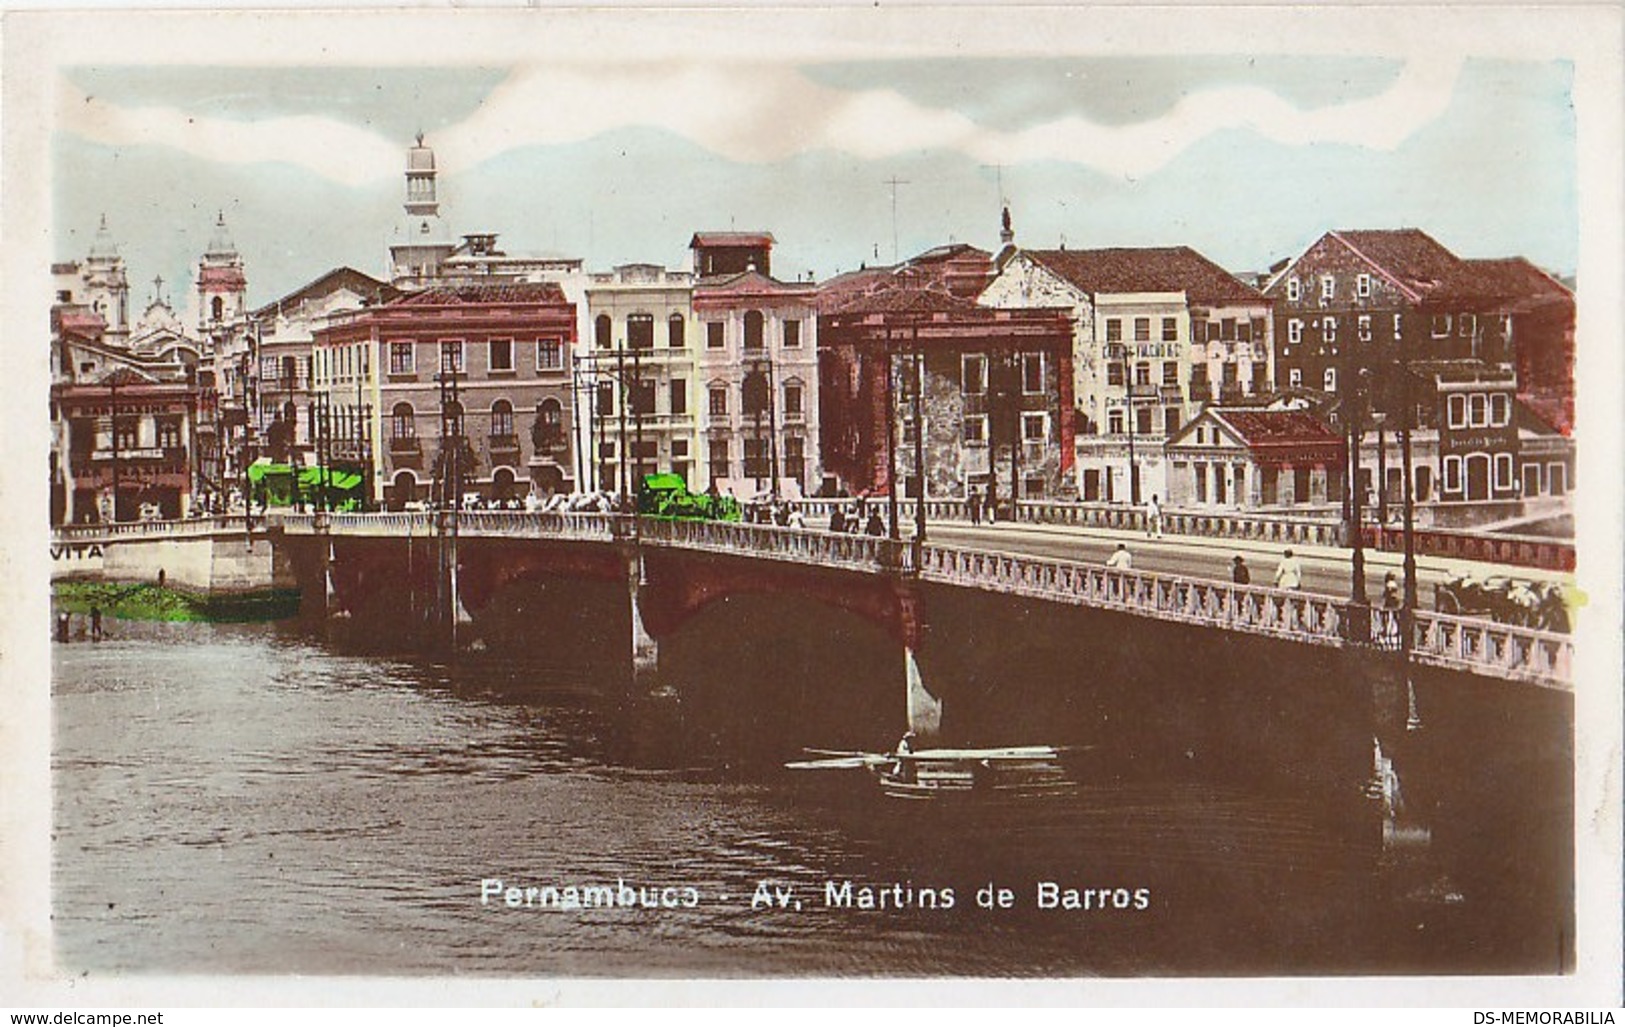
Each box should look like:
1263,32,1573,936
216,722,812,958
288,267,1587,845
1163,407,1346,510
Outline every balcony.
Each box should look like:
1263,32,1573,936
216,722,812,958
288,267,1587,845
489,433,521,452
389,436,422,455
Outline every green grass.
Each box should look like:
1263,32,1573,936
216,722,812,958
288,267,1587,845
53,580,301,623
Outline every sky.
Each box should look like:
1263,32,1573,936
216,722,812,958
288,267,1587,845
50,42,1577,312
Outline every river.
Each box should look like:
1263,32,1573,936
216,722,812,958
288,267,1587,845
52,620,1564,978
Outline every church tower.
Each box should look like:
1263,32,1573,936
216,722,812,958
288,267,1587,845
81,214,131,341
196,210,248,333
389,133,455,290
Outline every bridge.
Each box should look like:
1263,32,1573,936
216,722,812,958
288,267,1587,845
52,510,1574,692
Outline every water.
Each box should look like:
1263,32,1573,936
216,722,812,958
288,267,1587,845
52,621,1553,977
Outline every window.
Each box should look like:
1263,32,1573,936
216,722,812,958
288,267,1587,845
1287,319,1303,345
744,310,765,350
534,399,564,450
1357,273,1371,298
440,341,464,374
628,380,656,416
709,438,729,478
784,383,803,416
1163,408,1180,435
1289,368,1303,387
536,338,563,370
1161,317,1178,342
260,356,279,382
490,399,514,438
1443,455,1462,492
1135,406,1153,435
708,385,728,416
783,319,802,348
442,400,464,438
1133,318,1151,342
1022,352,1045,394
1022,412,1047,441
1287,277,1301,302
1134,362,1151,386
1162,362,1178,386
1321,275,1335,301
1458,313,1476,338
707,322,725,349
1105,318,1122,343
211,296,225,321
784,437,805,484
1107,409,1124,435
1322,317,1337,343
157,417,182,449
1323,367,1337,392
596,381,615,418
1358,315,1371,341
1491,393,1510,426
1431,314,1451,338
1106,362,1124,387
595,314,612,350
672,439,689,458
744,437,769,478
962,354,987,395
669,378,687,415
1469,393,1488,427
1191,320,1208,344
668,313,685,349
489,338,514,372
1494,453,1513,489
1447,394,1467,428
627,314,654,350
391,404,416,439
962,415,987,443
1237,319,1253,343
1220,318,1236,341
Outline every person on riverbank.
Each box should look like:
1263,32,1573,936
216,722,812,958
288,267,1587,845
90,606,103,641
1273,549,1303,590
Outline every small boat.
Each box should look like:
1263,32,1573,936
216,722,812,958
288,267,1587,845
787,744,1081,802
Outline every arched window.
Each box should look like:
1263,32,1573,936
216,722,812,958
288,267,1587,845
211,296,224,322
490,399,514,438
391,402,415,439
744,310,765,350
627,313,654,350
595,314,613,350
742,369,771,416
667,313,685,349
533,398,564,451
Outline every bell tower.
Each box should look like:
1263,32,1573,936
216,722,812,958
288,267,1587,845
196,209,248,332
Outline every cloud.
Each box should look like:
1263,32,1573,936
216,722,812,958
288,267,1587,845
57,84,401,187
57,53,1466,186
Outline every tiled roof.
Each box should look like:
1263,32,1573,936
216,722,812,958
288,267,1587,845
825,285,980,316
1214,409,1342,447
251,266,394,320
690,232,775,248
390,282,569,307
1439,257,1573,310
1329,229,1465,294
1026,246,1263,305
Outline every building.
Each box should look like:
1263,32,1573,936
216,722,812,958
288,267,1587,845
583,263,699,493
981,231,1272,503
1163,407,1345,511
51,301,202,524
818,247,1074,506
312,282,579,508
690,233,822,498
387,134,458,291
249,267,395,466
1454,257,1574,436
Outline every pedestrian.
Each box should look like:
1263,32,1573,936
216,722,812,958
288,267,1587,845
1231,555,1250,586
55,611,71,644
90,605,103,641
1378,572,1404,651
1146,493,1163,538
865,509,886,537
968,486,982,526
1382,571,1402,610
1106,543,1133,570
983,487,997,525
1273,548,1303,590
788,507,807,530
829,505,847,534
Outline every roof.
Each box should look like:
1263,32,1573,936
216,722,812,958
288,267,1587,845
1025,246,1264,305
390,282,570,307
1444,257,1574,310
825,285,981,317
251,266,394,320
1407,358,1517,386
690,232,775,249
1213,409,1343,448
692,269,812,298
1327,229,1464,296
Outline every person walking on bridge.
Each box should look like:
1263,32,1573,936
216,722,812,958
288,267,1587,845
1146,494,1163,538
1231,555,1250,585
1106,543,1133,570
1273,548,1303,590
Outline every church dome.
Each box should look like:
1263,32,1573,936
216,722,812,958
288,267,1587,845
87,214,119,262
204,210,239,260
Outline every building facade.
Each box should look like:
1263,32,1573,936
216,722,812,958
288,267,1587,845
981,241,1272,503
583,264,698,493
1163,407,1345,511
690,234,822,498
312,283,579,508
818,251,1075,506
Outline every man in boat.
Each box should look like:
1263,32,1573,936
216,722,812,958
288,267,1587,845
891,731,918,784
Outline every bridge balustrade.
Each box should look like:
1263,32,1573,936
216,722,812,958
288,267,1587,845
54,515,254,543
639,518,900,573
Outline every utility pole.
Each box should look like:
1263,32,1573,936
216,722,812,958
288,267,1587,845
912,331,925,545
884,175,909,264
885,341,900,541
